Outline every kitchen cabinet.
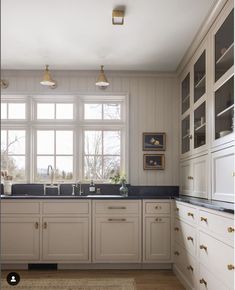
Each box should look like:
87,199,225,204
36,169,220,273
92,200,141,263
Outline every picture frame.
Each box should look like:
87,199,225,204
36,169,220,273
143,154,165,170
142,132,166,151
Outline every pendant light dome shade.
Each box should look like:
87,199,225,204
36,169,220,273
40,65,56,86
96,65,109,88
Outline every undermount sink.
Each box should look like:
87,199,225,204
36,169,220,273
86,194,124,198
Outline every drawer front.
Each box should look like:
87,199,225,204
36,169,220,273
43,201,90,214
199,210,234,245
199,231,234,288
199,264,228,290
144,201,170,215
1,201,40,214
175,202,197,224
94,200,140,215
174,219,197,256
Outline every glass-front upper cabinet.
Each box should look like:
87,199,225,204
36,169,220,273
181,115,190,154
181,73,190,114
215,9,234,82
194,102,206,148
194,50,206,103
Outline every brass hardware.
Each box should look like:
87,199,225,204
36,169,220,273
200,245,207,251
155,218,162,222
201,217,207,222
187,236,194,242
187,176,191,180
187,265,193,272
174,251,180,256
228,227,235,233
227,264,235,270
189,134,193,140
108,218,126,222
43,222,47,229
108,206,126,209
200,278,207,286
175,207,179,212
174,227,179,231
35,222,39,229
155,206,162,209
188,212,194,217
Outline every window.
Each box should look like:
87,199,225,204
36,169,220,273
1,129,26,181
1,95,128,183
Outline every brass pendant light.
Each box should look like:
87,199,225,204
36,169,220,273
95,65,109,89
40,65,57,88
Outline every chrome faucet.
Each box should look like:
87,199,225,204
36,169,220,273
77,180,83,196
43,165,60,195
47,165,54,185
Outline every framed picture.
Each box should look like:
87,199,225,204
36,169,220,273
143,154,165,170
143,132,166,151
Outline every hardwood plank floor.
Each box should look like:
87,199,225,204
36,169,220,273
2,269,184,290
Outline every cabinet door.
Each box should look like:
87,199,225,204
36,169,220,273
180,160,193,195
192,155,208,198
144,217,171,262
42,217,90,261
93,216,140,262
212,146,235,202
1,217,40,261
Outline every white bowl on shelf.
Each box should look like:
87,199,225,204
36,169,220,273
219,130,231,137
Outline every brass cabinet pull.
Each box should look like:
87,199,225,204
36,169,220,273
227,264,235,270
108,206,126,210
155,218,162,222
200,245,207,251
201,217,207,222
188,212,194,217
175,207,179,212
155,206,162,209
174,251,180,256
108,218,126,222
35,222,39,229
228,227,235,233
43,222,47,229
188,176,193,180
187,265,194,272
187,236,194,242
200,278,207,286
174,227,179,231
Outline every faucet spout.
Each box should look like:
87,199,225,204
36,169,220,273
47,165,54,185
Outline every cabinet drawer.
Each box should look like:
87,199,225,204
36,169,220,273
174,219,197,256
175,202,197,224
199,231,234,288
144,201,170,215
94,200,140,215
199,264,228,290
199,210,234,245
1,201,40,214
43,201,90,214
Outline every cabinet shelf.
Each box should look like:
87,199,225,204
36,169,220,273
182,94,190,104
195,123,206,132
216,104,234,117
216,43,234,68
195,74,206,89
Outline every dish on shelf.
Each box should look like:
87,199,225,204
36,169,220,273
219,130,232,137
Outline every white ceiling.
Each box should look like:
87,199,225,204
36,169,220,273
1,0,218,71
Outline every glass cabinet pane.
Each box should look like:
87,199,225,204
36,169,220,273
181,73,190,114
194,51,206,103
215,9,234,82
215,76,234,139
194,102,206,148
182,116,190,154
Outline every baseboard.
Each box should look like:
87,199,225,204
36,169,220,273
173,264,193,290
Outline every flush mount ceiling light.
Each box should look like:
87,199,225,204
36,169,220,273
112,9,124,25
40,65,57,89
0,79,9,89
95,65,109,89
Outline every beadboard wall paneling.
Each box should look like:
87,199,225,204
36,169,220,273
1,70,179,186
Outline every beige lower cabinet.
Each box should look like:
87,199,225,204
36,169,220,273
143,200,171,262
42,217,90,261
92,200,141,263
1,216,40,261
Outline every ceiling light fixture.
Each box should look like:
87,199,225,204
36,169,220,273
112,9,124,25
0,79,9,89
40,65,57,89
95,65,109,89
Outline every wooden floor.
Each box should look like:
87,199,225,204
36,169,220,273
2,269,184,290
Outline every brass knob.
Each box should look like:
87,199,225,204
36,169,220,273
200,245,207,251
35,222,39,229
174,227,179,231
228,227,235,233
43,222,47,229
200,278,207,286
187,265,193,272
188,212,194,217
155,218,162,222
201,217,207,222
155,206,162,209
227,264,234,270
174,251,180,256
187,236,194,242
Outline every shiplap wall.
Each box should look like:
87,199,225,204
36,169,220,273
1,70,179,186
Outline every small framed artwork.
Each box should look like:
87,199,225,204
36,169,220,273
143,132,166,151
143,154,165,170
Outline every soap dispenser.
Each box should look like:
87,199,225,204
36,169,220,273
89,180,96,193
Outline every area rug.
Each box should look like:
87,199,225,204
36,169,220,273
1,278,136,290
